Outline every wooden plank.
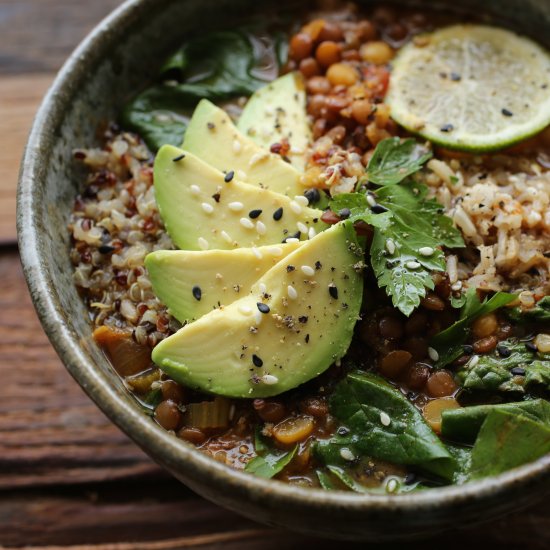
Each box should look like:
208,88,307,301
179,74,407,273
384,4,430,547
0,0,124,245
0,249,163,488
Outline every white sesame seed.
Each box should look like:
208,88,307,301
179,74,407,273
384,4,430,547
240,217,254,229
261,374,279,385
232,139,242,154
419,246,435,256
190,184,201,196
238,305,253,316
285,238,300,243
366,194,377,207
251,247,263,259
221,230,233,243
215,273,223,280
228,201,244,211
289,201,302,215
287,285,298,300
386,478,398,493
201,202,214,214
468,355,480,368
339,448,355,461
254,310,263,325
256,221,267,235
294,195,309,207
297,222,308,234
406,260,421,269
385,238,395,255
237,170,247,180
268,246,283,256
198,237,209,250
380,411,391,426
259,283,267,294
428,347,439,362
451,281,463,292
301,265,315,276
308,227,317,239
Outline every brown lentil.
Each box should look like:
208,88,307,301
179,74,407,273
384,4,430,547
426,371,457,398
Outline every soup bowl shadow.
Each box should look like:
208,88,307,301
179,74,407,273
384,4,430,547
17,0,550,540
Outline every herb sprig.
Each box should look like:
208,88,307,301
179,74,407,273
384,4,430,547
330,138,464,316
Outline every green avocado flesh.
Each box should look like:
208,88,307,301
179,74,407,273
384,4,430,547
182,99,303,196
145,241,302,323
154,145,326,250
151,222,363,398
237,72,311,171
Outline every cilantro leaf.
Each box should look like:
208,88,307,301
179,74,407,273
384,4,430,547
366,137,432,185
431,289,517,367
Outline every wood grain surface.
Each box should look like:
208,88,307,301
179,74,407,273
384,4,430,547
2,0,549,548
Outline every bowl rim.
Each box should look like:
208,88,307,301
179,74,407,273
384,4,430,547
16,0,550,517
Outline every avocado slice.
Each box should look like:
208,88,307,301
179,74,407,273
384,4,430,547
154,145,326,250
151,222,363,398
182,99,303,197
237,73,311,171
145,241,302,323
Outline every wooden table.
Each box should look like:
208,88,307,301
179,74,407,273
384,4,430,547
1,1,549,547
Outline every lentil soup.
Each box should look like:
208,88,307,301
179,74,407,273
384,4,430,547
70,3,550,493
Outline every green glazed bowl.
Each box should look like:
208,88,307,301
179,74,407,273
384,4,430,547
17,0,550,540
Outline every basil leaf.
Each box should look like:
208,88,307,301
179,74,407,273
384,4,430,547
441,399,550,444
469,409,550,479
455,339,550,393
432,289,517,367
122,29,281,151
244,445,297,479
366,137,432,185
315,372,457,480
506,296,550,324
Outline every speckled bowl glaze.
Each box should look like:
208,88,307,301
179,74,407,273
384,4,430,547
17,0,550,540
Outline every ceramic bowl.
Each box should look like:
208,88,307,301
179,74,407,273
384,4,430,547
17,0,550,540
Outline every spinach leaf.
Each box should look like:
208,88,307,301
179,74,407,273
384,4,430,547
431,289,517,367
244,445,297,479
441,399,550,444
122,30,282,151
366,137,432,185
506,296,550,324
455,339,550,393
315,372,457,480
469,409,550,479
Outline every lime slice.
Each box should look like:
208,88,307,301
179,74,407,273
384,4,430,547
386,25,550,152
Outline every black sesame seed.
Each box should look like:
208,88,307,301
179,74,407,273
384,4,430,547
339,208,351,219
207,122,215,130
304,188,321,204
98,245,115,254
315,260,322,270
462,344,474,355
286,265,295,272
252,354,263,367
273,207,283,221
224,170,234,183
257,302,270,314
305,334,310,343
172,153,185,162
249,209,262,219
337,426,350,436
440,123,454,133
525,341,538,352
404,473,417,485
212,193,221,203
496,344,511,358
501,108,514,117
192,285,202,301
511,367,526,376
298,316,308,323
450,72,461,81
328,284,338,299
371,204,388,214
